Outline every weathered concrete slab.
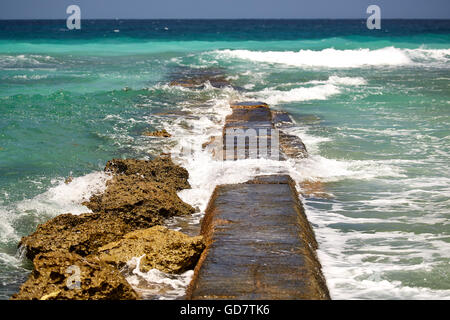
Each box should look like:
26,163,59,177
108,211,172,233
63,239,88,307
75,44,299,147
221,101,307,161
187,175,330,300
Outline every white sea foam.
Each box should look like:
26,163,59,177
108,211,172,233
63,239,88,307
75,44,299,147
125,256,194,299
245,75,366,105
310,75,367,86
15,171,111,216
0,54,57,69
0,206,18,243
215,47,450,68
254,84,341,104
306,203,450,299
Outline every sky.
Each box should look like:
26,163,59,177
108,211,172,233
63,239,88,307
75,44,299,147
0,0,449,19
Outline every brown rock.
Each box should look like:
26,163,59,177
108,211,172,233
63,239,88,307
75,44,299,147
83,175,194,222
19,212,161,261
20,156,193,261
11,252,137,300
142,129,172,138
64,176,73,184
98,226,205,274
300,180,332,199
103,156,191,191
82,156,195,223
279,131,308,159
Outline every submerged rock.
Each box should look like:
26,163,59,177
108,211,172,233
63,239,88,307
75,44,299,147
142,129,172,138
98,226,205,274
11,252,137,300
64,176,73,184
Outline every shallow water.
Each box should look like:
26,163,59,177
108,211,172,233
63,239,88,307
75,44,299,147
0,20,449,299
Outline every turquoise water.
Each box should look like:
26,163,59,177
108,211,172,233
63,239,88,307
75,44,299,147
0,20,449,299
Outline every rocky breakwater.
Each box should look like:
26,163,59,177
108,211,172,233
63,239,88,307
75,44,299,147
12,156,205,300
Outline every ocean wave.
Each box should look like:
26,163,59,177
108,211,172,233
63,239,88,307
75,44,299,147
124,256,194,300
0,54,57,69
306,205,450,299
215,47,450,68
248,76,365,104
10,74,48,80
15,171,111,217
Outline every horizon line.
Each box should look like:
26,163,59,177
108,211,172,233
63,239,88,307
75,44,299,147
1,18,449,21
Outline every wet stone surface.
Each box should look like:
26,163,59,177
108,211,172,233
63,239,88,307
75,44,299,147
187,175,330,300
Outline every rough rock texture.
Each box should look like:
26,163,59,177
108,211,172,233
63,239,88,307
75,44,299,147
82,156,195,227
98,226,205,274
271,110,294,128
17,155,196,299
279,131,308,159
19,212,161,261
142,129,172,137
11,252,137,300
83,175,194,223
103,156,190,191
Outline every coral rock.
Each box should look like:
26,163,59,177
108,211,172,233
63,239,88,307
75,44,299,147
11,252,138,300
98,226,205,274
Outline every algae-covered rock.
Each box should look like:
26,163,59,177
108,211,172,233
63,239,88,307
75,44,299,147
19,212,162,261
11,252,137,300
98,226,205,274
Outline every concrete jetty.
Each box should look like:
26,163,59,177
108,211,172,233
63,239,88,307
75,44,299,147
187,102,329,300
203,101,308,161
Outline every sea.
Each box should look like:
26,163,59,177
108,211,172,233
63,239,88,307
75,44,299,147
0,19,449,299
